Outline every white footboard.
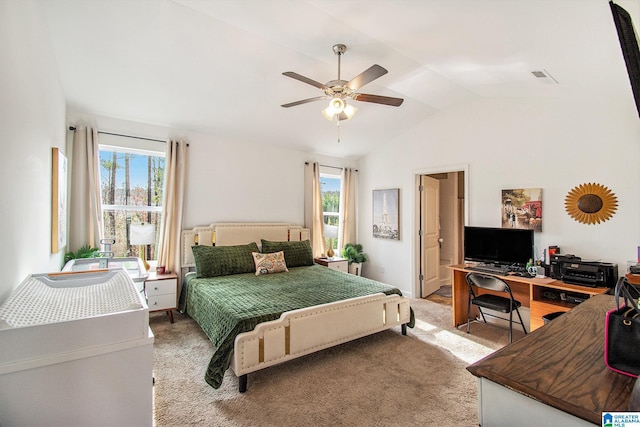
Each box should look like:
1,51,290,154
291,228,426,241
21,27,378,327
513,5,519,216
230,293,411,391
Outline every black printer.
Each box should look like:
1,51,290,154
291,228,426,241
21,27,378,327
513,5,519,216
560,259,618,288
550,254,581,279
550,254,618,288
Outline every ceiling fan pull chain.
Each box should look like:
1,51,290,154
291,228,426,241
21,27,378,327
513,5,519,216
337,117,341,143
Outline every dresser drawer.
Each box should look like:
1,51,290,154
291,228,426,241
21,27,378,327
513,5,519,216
145,278,177,297
147,293,176,311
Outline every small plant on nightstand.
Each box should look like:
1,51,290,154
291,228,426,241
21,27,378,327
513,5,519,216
341,243,368,276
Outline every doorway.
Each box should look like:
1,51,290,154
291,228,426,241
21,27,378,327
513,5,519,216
414,168,467,298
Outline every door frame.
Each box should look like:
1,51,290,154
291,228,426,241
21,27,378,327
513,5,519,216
413,164,469,298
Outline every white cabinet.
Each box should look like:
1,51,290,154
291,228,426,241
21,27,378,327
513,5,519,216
145,273,178,322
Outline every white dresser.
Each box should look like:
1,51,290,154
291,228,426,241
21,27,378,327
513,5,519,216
0,270,154,426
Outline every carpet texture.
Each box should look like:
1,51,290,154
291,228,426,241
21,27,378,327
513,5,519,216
151,297,514,426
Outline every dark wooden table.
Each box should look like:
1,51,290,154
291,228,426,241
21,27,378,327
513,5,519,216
467,293,636,425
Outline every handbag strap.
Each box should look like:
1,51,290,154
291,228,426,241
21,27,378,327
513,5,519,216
615,277,640,313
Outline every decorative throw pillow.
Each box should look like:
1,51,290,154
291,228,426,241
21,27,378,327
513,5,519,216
252,251,289,276
192,242,259,278
260,239,314,267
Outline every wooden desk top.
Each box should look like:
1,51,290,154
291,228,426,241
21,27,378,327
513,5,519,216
448,263,556,284
467,294,635,425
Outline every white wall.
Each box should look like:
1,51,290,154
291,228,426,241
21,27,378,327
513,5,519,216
67,112,356,232
358,94,640,297
0,0,67,303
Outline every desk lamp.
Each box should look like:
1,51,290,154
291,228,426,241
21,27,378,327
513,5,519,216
130,223,155,271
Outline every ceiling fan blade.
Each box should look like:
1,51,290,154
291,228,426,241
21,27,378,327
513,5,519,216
353,93,404,107
282,72,329,90
281,96,327,108
346,64,388,90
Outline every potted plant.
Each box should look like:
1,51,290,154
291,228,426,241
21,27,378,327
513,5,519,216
341,243,368,276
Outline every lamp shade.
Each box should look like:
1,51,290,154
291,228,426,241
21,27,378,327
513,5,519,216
130,223,155,245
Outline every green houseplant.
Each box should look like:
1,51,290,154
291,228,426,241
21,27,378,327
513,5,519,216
341,243,368,276
64,245,100,264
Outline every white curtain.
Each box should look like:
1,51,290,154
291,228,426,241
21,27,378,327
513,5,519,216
157,140,188,285
68,126,103,252
304,162,325,258
338,167,357,250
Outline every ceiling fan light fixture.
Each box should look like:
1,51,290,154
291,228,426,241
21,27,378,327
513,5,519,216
322,97,344,120
281,43,404,128
330,97,345,113
321,107,335,121
343,103,357,119
322,97,357,121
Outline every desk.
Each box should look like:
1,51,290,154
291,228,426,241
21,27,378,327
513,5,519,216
448,264,609,330
467,294,635,425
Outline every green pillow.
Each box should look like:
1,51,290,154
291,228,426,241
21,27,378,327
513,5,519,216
192,242,259,278
261,239,314,268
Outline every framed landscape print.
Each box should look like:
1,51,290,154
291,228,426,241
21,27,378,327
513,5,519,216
373,188,399,240
51,147,67,253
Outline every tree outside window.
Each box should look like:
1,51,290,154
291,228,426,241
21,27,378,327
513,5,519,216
99,147,165,260
320,174,341,250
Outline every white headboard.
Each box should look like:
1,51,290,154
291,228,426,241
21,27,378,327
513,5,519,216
181,222,310,268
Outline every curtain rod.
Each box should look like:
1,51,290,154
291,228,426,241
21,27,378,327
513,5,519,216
305,161,358,172
68,127,189,146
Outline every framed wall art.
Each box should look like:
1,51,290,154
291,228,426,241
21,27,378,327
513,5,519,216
373,188,399,240
501,187,542,232
51,147,68,253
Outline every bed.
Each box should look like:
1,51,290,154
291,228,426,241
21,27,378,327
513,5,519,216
180,223,414,392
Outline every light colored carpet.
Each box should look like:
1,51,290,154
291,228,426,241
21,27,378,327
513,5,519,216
151,297,520,427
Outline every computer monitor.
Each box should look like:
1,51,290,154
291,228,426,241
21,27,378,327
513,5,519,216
464,226,534,268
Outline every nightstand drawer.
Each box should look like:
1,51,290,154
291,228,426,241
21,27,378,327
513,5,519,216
328,261,347,272
315,257,348,272
145,278,177,296
147,293,176,311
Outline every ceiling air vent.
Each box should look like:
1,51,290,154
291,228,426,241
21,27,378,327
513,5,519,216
531,69,558,84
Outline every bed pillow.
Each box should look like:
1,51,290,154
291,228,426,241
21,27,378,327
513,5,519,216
260,239,314,267
192,242,259,278
252,251,289,276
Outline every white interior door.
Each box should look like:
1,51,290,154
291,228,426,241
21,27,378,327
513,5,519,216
421,175,441,297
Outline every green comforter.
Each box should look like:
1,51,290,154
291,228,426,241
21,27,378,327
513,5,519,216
180,264,414,389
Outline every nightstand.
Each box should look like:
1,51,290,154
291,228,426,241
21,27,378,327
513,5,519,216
144,272,178,323
314,257,348,273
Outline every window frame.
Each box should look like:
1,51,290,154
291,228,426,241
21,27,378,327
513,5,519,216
320,168,342,251
98,136,166,260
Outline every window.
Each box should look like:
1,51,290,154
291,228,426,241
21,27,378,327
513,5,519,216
320,171,341,251
99,137,165,260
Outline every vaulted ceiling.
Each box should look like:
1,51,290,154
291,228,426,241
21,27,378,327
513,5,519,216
39,0,638,159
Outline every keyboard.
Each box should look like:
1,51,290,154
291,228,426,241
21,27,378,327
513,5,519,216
468,265,511,275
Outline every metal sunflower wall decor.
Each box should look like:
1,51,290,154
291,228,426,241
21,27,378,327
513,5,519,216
564,183,618,225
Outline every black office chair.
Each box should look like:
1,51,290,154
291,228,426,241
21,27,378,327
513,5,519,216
466,272,528,343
